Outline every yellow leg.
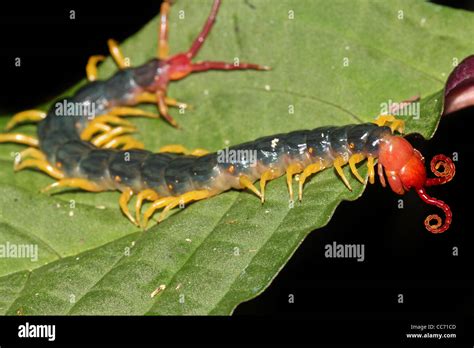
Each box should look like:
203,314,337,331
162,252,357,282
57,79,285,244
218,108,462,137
81,114,135,141
159,144,188,153
15,147,46,163
135,189,159,226
159,144,209,156
80,123,112,141
91,126,137,147
239,175,262,199
374,114,395,127
135,92,157,104
286,163,303,202
119,188,137,226
103,136,145,150
91,114,134,127
5,110,46,131
378,163,386,187
15,159,64,179
391,119,405,134
135,92,190,110
86,55,106,81
259,169,278,203
348,154,365,184
41,178,104,193
0,133,38,147
164,97,190,110
157,190,211,222
157,89,179,127
367,155,375,184
189,148,209,156
107,39,128,68
374,114,405,134
298,162,323,201
142,196,177,229
334,156,352,191
158,0,171,59
109,106,160,119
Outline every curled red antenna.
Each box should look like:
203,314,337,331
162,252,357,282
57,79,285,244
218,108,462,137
417,154,455,234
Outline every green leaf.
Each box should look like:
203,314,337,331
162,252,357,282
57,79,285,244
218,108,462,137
0,0,472,315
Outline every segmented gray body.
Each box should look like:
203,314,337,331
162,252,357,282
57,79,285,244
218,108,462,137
37,72,392,196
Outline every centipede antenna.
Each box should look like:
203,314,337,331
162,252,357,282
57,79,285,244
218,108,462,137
416,187,452,234
186,0,221,59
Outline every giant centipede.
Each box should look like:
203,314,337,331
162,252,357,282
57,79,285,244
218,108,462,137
0,0,455,233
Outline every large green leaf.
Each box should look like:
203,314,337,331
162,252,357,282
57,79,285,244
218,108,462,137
0,0,471,315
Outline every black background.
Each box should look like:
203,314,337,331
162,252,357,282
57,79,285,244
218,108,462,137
0,0,472,345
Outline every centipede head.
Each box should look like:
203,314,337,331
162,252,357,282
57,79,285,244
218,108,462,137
378,135,455,234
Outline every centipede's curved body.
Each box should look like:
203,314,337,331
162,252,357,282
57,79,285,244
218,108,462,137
0,0,455,233
36,109,456,233
42,120,388,195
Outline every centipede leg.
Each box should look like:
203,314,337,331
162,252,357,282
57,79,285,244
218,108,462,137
159,144,209,156
15,147,46,163
81,123,113,141
298,162,323,201
86,55,106,82
119,188,137,226
12,148,63,180
107,39,129,68
367,155,376,184
348,154,365,184
157,190,211,223
41,178,104,193
0,133,39,147
239,175,262,199
135,189,159,226
286,163,303,202
333,157,352,191
135,92,189,109
103,136,145,150
15,159,64,179
374,114,405,134
377,163,387,187
156,89,179,128
5,110,46,131
260,169,279,203
158,0,170,59
81,115,134,141
108,106,160,119
142,196,177,229
91,126,137,147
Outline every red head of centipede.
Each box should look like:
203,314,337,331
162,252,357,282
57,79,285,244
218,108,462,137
377,135,455,234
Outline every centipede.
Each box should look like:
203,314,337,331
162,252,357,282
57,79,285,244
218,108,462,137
0,0,455,234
